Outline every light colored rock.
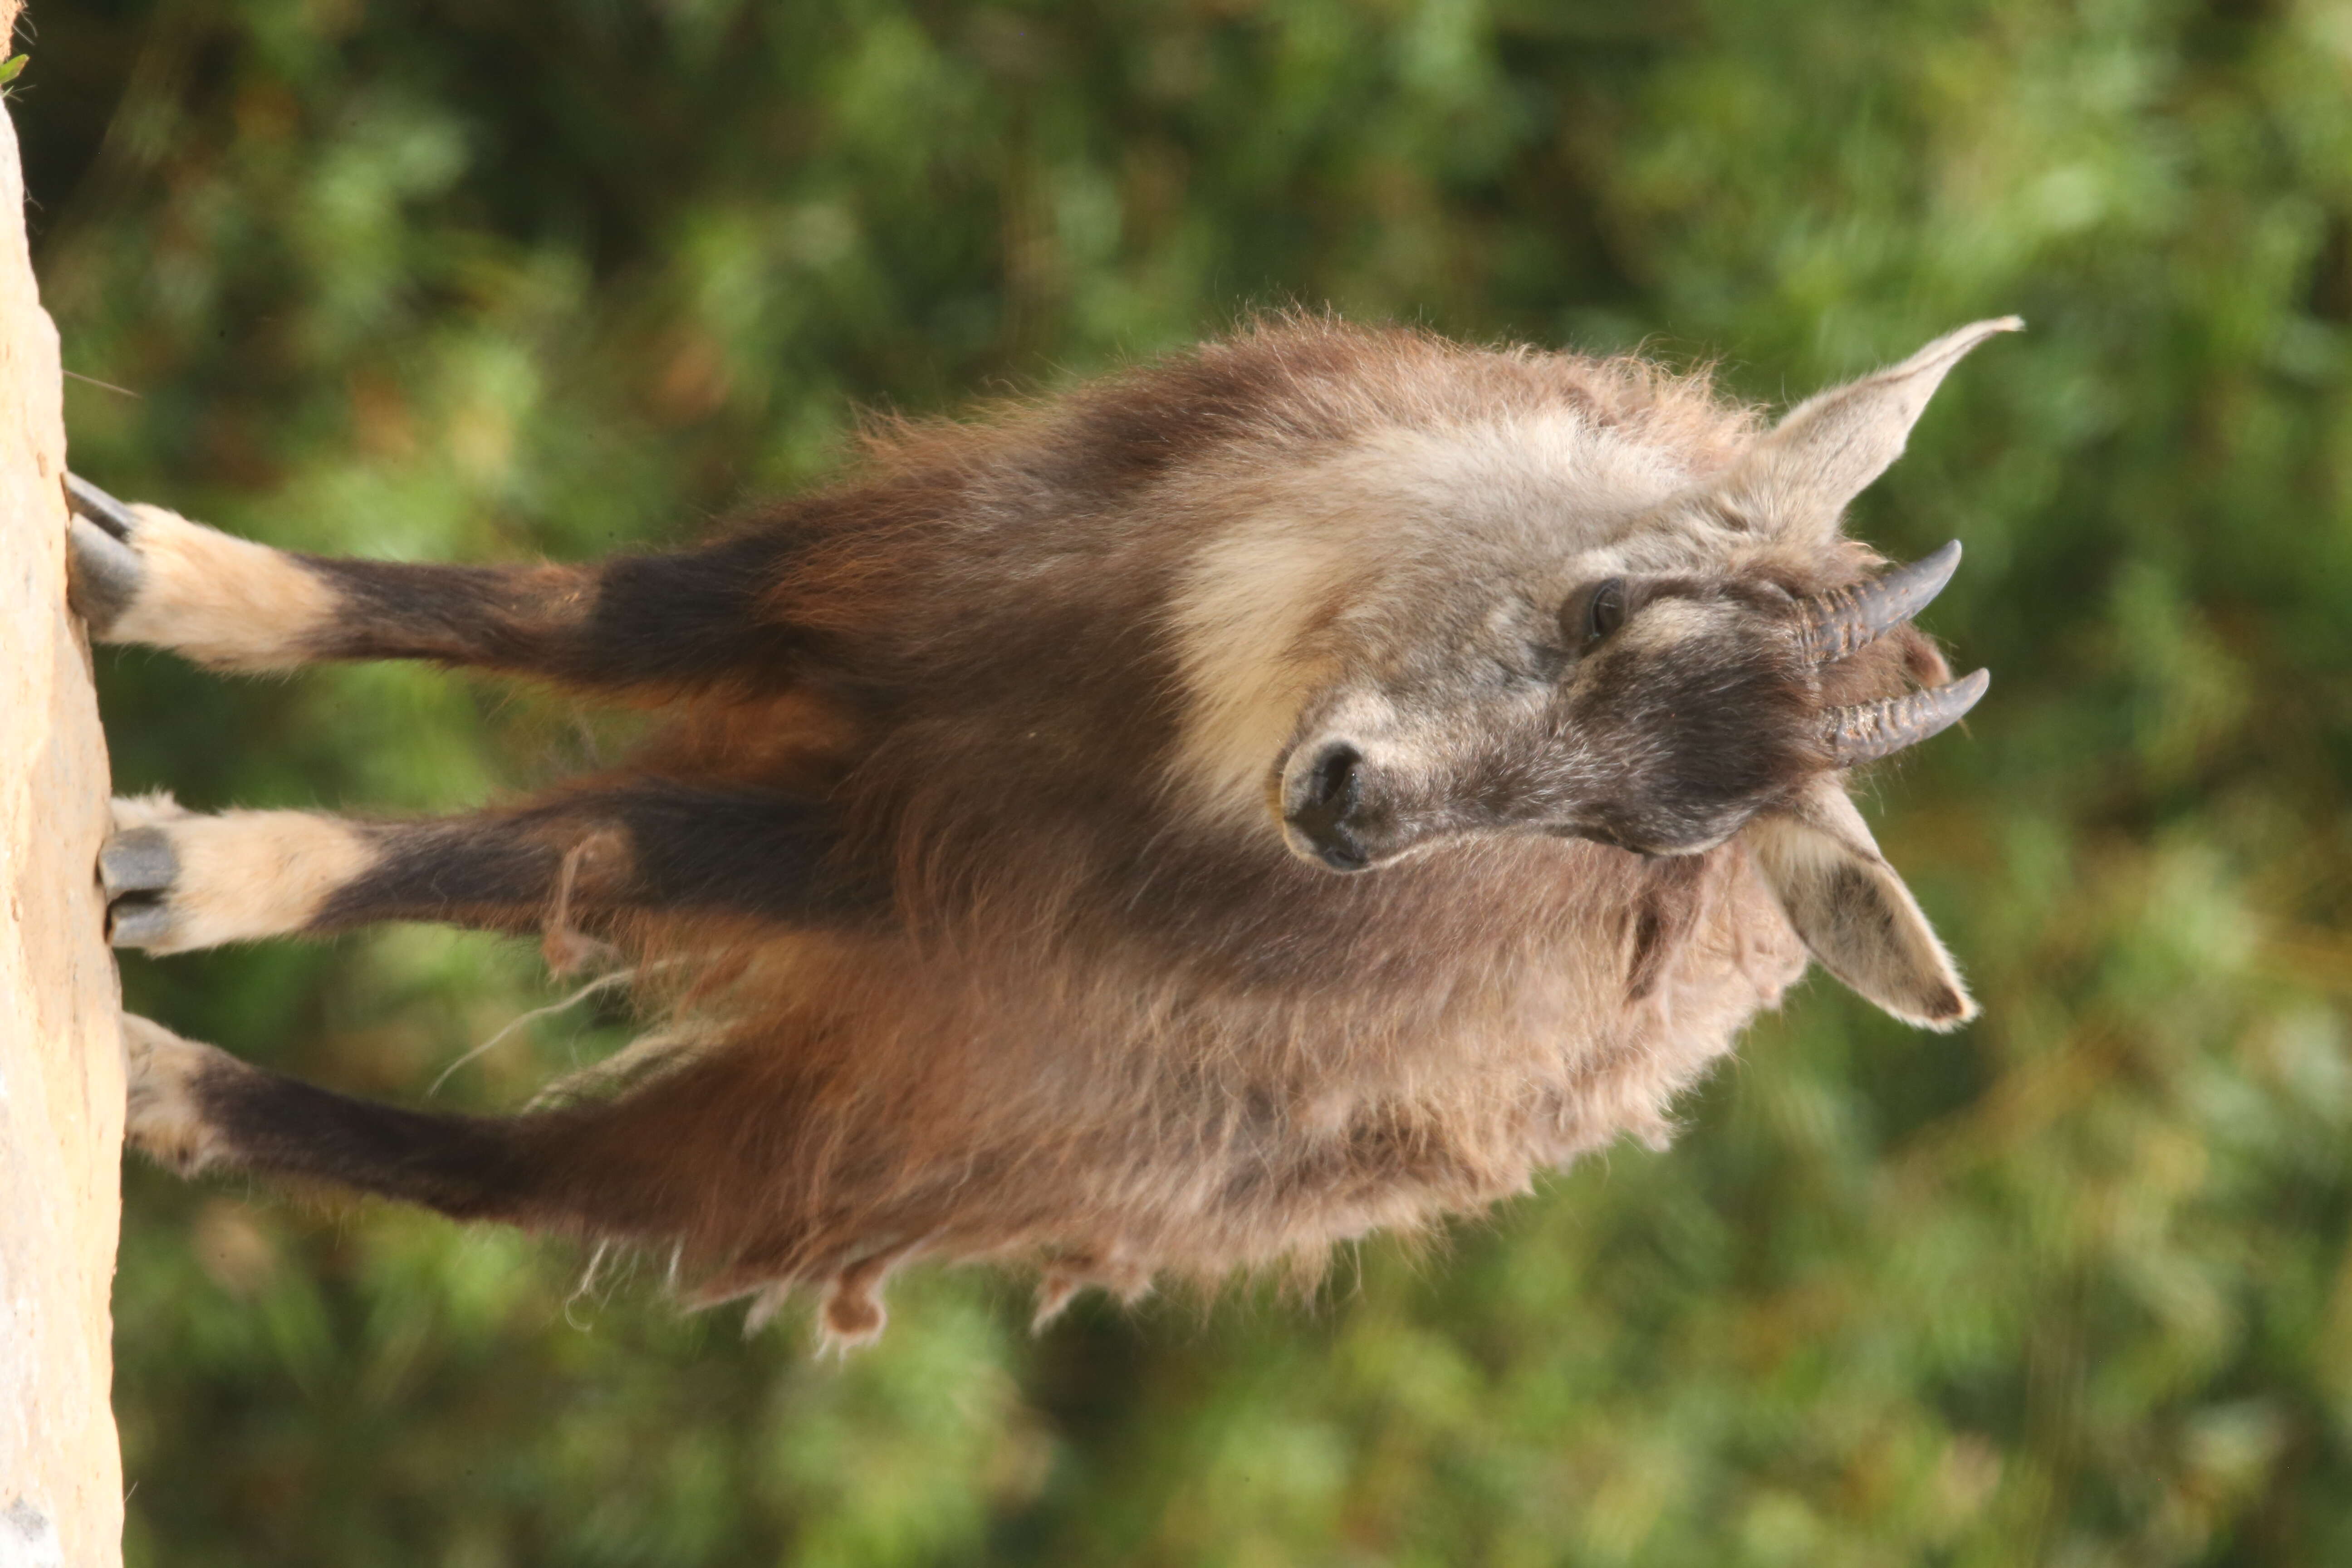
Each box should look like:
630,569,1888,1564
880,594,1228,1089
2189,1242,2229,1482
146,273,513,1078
0,21,128,1566
0,1499,66,1568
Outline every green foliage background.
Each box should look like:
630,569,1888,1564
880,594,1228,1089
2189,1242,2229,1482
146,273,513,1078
22,0,2352,1561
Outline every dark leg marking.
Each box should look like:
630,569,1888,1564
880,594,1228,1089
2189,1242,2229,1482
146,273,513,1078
196,1054,545,1221
134,1016,739,1240
295,527,816,689
312,782,882,936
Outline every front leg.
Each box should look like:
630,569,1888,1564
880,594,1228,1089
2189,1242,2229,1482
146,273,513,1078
67,478,347,673
101,794,381,952
66,474,809,692
101,783,876,954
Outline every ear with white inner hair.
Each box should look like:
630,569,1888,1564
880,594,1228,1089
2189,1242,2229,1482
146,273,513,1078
1744,778,1977,1030
1716,317,2022,539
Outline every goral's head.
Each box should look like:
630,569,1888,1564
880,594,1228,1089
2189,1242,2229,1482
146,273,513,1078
1185,318,2021,1028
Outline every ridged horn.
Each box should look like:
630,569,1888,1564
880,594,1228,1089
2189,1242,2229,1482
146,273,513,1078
1799,540,1963,664
1824,667,1989,766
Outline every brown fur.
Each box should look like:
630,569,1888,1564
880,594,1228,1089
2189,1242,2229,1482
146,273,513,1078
465,324,1846,1309
94,316,1998,1341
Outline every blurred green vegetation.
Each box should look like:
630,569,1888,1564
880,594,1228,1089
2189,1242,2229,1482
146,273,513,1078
22,0,2352,1562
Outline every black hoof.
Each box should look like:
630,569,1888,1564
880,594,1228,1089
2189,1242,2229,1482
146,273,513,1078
67,516,143,634
100,826,176,895
110,901,176,948
101,827,178,948
65,472,140,540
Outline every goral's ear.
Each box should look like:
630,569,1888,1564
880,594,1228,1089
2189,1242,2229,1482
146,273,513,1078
1745,779,1976,1030
1714,317,2021,541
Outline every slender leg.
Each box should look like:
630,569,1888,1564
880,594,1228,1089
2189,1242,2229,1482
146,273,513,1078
126,1015,926,1346
124,1015,697,1235
66,475,813,691
101,781,876,954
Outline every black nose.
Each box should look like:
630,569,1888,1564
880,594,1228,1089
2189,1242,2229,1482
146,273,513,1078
1286,742,1369,871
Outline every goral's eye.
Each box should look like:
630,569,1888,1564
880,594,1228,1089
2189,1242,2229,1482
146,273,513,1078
1582,578,1627,646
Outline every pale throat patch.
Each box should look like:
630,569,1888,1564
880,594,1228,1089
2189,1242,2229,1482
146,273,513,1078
1164,511,1351,822
1162,414,1698,823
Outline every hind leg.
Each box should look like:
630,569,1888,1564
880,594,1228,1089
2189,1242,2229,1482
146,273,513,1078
123,1015,534,1220
121,1013,821,1264
122,1016,247,1178
125,1014,656,1230
125,1014,909,1343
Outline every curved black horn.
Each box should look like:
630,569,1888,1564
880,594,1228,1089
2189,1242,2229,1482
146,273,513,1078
1799,540,1963,663
1824,667,1989,766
